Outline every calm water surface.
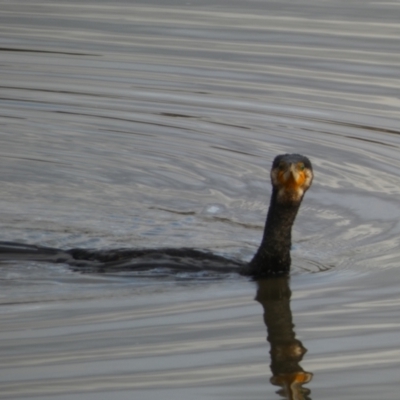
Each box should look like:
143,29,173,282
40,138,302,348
1,1,400,399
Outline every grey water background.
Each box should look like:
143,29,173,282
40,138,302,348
1,0,400,398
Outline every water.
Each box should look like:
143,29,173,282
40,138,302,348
1,1,400,398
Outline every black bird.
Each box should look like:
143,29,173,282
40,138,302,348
0,154,313,277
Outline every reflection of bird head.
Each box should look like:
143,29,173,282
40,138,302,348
271,371,313,400
270,154,313,204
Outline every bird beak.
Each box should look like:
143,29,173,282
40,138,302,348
281,163,305,189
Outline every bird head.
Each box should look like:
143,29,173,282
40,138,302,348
270,154,313,204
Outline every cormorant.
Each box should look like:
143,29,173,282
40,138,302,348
0,154,313,277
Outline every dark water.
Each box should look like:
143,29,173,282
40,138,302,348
1,1,400,399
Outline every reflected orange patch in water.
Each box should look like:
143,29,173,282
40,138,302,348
271,371,312,386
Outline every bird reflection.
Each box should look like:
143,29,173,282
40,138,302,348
255,277,313,400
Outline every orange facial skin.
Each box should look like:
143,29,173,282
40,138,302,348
277,162,307,191
271,161,313,204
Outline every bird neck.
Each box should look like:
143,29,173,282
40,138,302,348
262,190,301,247
249,188,302,275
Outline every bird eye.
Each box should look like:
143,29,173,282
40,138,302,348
298,163,305,171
